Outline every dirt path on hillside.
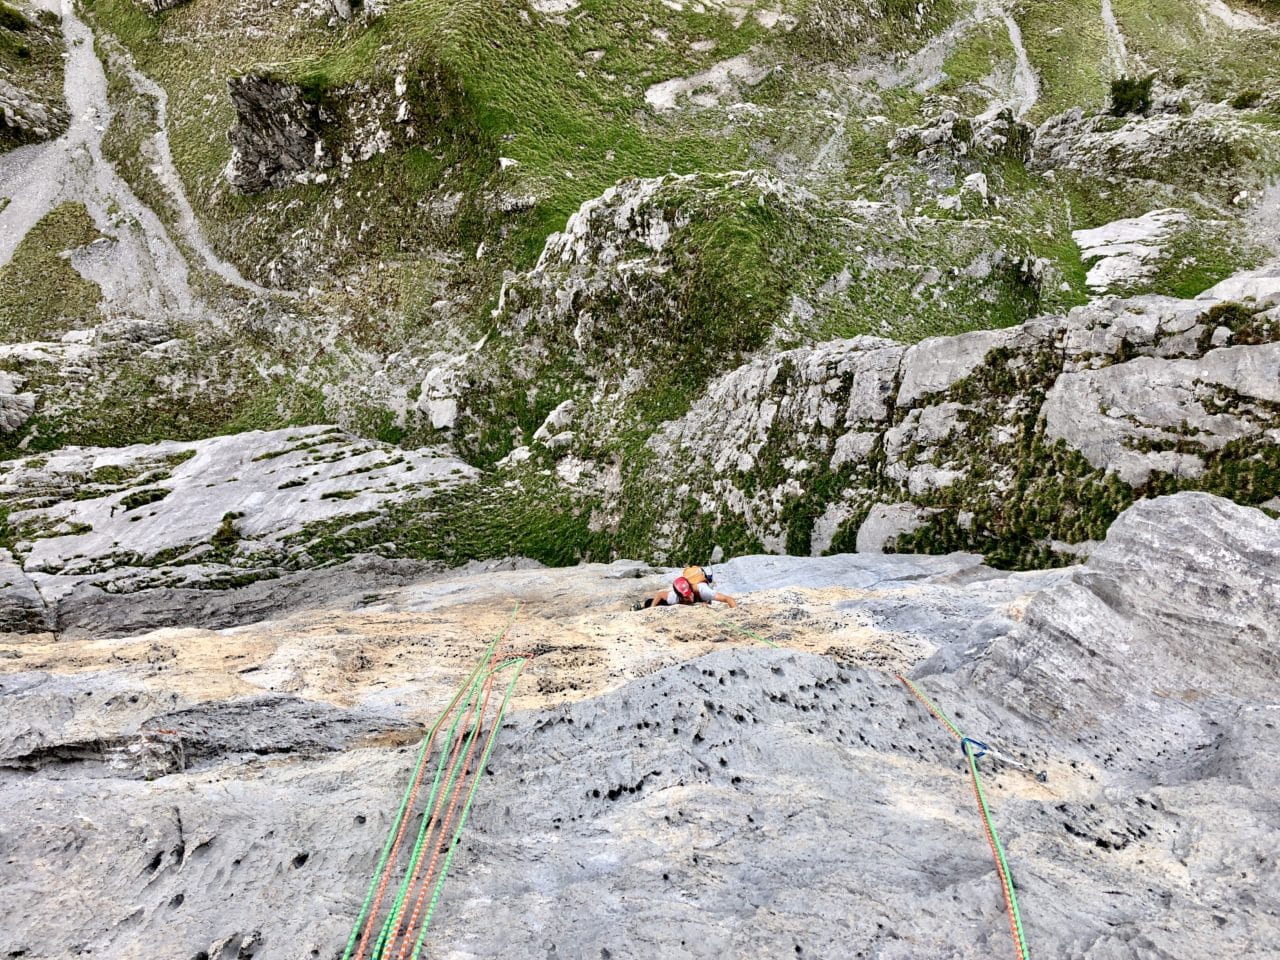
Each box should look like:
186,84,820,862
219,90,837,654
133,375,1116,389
0,0,291,318
1000,7,1040,118
1101,0,1130,77
0,0,196,314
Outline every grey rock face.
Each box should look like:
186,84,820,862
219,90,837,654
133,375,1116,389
978,493,1280,753
0,494,1273,960
226,74,329,194
896,326,1014,407
0,549,50,633
51,553,440,639
1043,343,1280,484
628,281,1280,561
225,65,432,194
855,501,937,552
0,370,35,432
0,425,479,594
0,674,412,776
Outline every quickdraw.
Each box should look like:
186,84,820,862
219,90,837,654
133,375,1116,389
897,675,1031,960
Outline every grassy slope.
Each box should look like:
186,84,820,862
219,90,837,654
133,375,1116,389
0,203,103,340
85,0,765,272
41,0,1280,570
934,17,1018,115
1112,0,1280,99
1014,0,1107,122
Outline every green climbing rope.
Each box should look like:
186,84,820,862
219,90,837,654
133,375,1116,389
966,742,1031,960
373,666,493,959
341,607,518,960
408,657,528,960
897,674,1030,960
701,605,780,648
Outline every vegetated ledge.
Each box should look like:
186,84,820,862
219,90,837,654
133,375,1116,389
466,262,1280,570
0,425,478,606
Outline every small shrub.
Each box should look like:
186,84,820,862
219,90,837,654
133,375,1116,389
1109,75,1155,117
1230,89,1262,110
120,487,169,511
210,512,243,551
1200,301,1275,347
0,2,32,31
91,465,131,485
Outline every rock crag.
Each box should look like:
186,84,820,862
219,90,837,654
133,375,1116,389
0,493,1275,959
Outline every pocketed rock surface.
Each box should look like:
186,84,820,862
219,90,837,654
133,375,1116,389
0,491,1275,960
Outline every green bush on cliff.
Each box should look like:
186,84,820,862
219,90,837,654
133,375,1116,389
0,2,31,31
1110,75,1156,116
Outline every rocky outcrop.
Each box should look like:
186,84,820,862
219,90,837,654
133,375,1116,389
0,548,50,633
1042,338,1280,485
1072,208,1193,293
475,252,1280,566
0,494,1274,958
889,107,1034,165
0,425,480,595
599,270,1279,563
0,370,34,432
134,0,191,13
0,73,65,147
1032,104,1277,201
0,3,68,150
458,170,1071,468
226,65,440,193
10,259,1276,588
225,74,329,194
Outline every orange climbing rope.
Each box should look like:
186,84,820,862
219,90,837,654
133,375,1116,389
352,649,495,960
343,607,526,960
897,674,1031,960
387,663,498,959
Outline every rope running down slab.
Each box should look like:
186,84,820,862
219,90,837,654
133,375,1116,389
343,606,522,960
897,674,1031,960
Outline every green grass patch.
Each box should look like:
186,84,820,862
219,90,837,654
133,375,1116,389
788,0,960,61
1015,0,1108,121
0,2,32,31
1112,0,1280,101
293,473,613,568
1147,224,1267,299
85,0,765,290
120,486,170,511
0,203,103,341
0,503,14,552
936,18,1017,112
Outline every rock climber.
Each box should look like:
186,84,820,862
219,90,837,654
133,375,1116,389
634,565,737,610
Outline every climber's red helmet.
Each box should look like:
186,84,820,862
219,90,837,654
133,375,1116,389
673,577,695,602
